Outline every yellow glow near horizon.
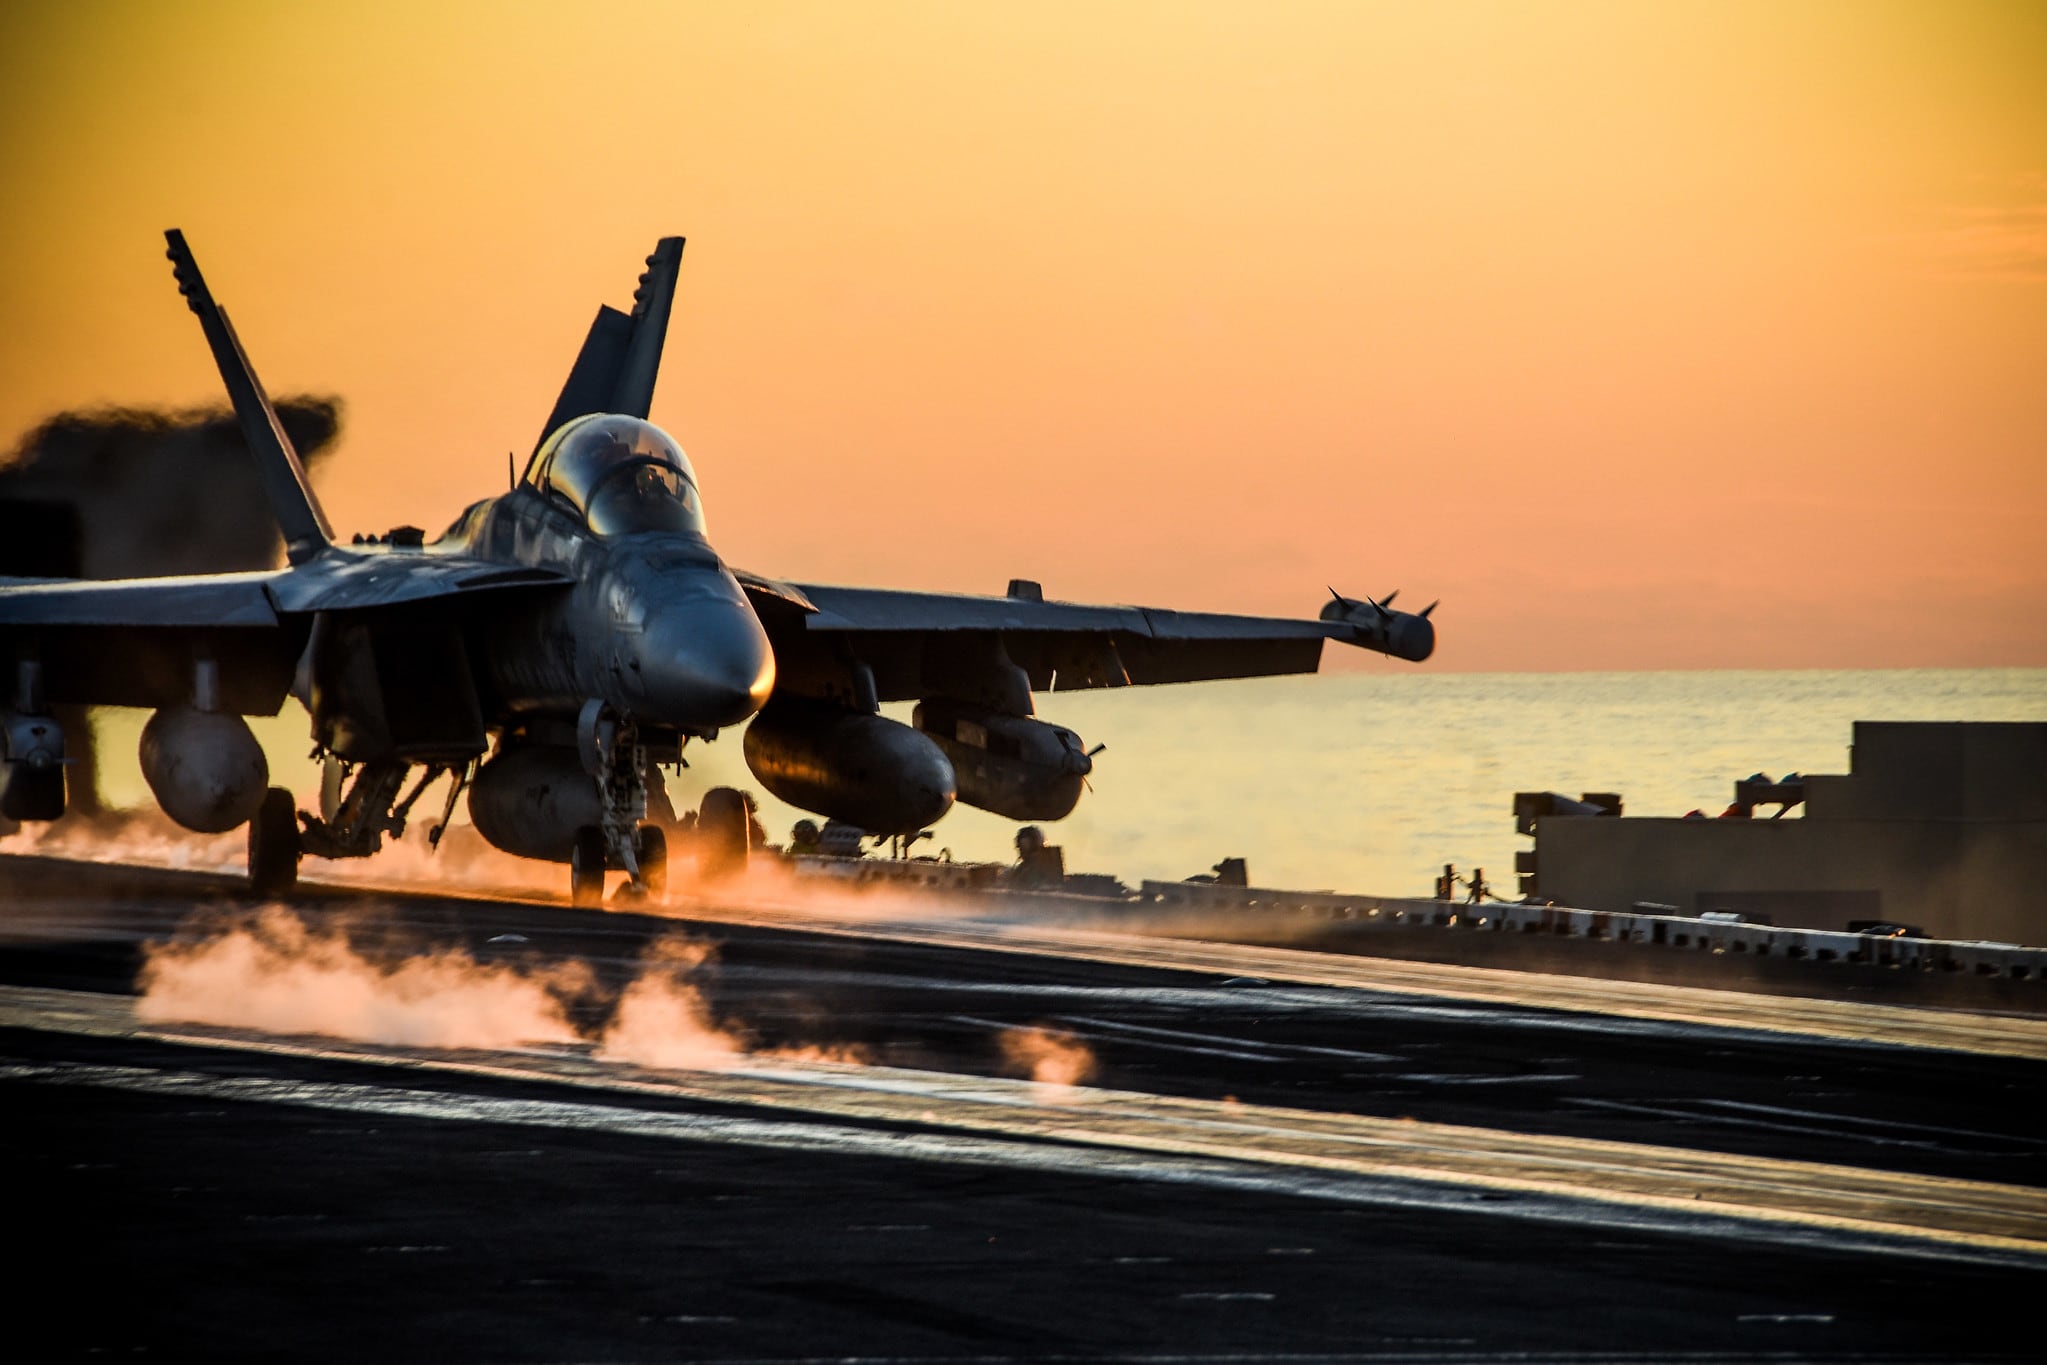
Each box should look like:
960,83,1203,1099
2,0,2042,670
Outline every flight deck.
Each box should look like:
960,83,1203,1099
3,853,2042,1361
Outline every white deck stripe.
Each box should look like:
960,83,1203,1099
4,985,2044,1266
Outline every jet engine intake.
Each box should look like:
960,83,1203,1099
912,698,1093,822
138,706,268,833
468,743,604,863
742,698,954,834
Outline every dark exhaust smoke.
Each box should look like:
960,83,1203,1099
0,398,342,578
0,399,342,816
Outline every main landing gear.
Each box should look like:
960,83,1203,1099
245,756,469,898
247,787,301,898
696,787,750,881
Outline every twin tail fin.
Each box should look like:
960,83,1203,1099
532,236,685,454
164,229,334,565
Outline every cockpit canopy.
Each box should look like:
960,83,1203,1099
526,414,705,537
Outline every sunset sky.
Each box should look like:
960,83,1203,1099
3,0,2042,672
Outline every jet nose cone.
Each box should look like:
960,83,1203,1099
639,596,776,728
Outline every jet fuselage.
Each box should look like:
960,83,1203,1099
443,482,774,735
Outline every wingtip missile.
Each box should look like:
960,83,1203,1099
1320,585,1436,662
156,226,334,561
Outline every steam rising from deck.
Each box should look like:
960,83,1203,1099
139,907,588,1049
38,808,1140,1082
593,935,744,1069
134,909,859,1068
998,1024,1098,1091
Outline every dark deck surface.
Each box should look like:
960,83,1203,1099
4,854,2042,1362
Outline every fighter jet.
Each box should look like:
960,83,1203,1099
0,231,1437,904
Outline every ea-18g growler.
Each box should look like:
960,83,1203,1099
0,231,1438,903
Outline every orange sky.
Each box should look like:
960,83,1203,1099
3,0,2042,672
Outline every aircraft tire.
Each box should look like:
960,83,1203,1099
697,787,749,880
634,823,668,897
570,826,607,907
247,787,301,899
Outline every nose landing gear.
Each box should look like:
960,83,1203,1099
634,824,668,896
570,703,672,906
567,820,669,907
570,826,608,907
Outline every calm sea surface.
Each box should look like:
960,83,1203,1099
98,668,2047,898
698,667,2047,896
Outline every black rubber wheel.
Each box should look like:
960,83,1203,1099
247,787,301,899
697,787,750,880
633,823,668,897
570,826,608,907
0,765,65,823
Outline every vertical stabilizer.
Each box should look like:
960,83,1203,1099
532,236,685,453
534,306,633,454
611,236,684,418
163,230,334,565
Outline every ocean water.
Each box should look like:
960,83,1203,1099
92,668,2047,899
691,667,2047,896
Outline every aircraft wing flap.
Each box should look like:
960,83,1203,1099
0,572,285,628
789,584,1152,635
1105,632,1326,687
264,552,574,614
1103,610,1335,687
1132,608,1340,643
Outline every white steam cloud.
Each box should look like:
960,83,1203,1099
138,907,588,1050
135,910,851,1070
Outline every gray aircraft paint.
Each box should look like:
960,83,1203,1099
0,230,1436,896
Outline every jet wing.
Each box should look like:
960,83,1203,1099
0,569,297,713
0,552,571,625
0,572,285,628
1,552,573,714
735,575,1384,701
